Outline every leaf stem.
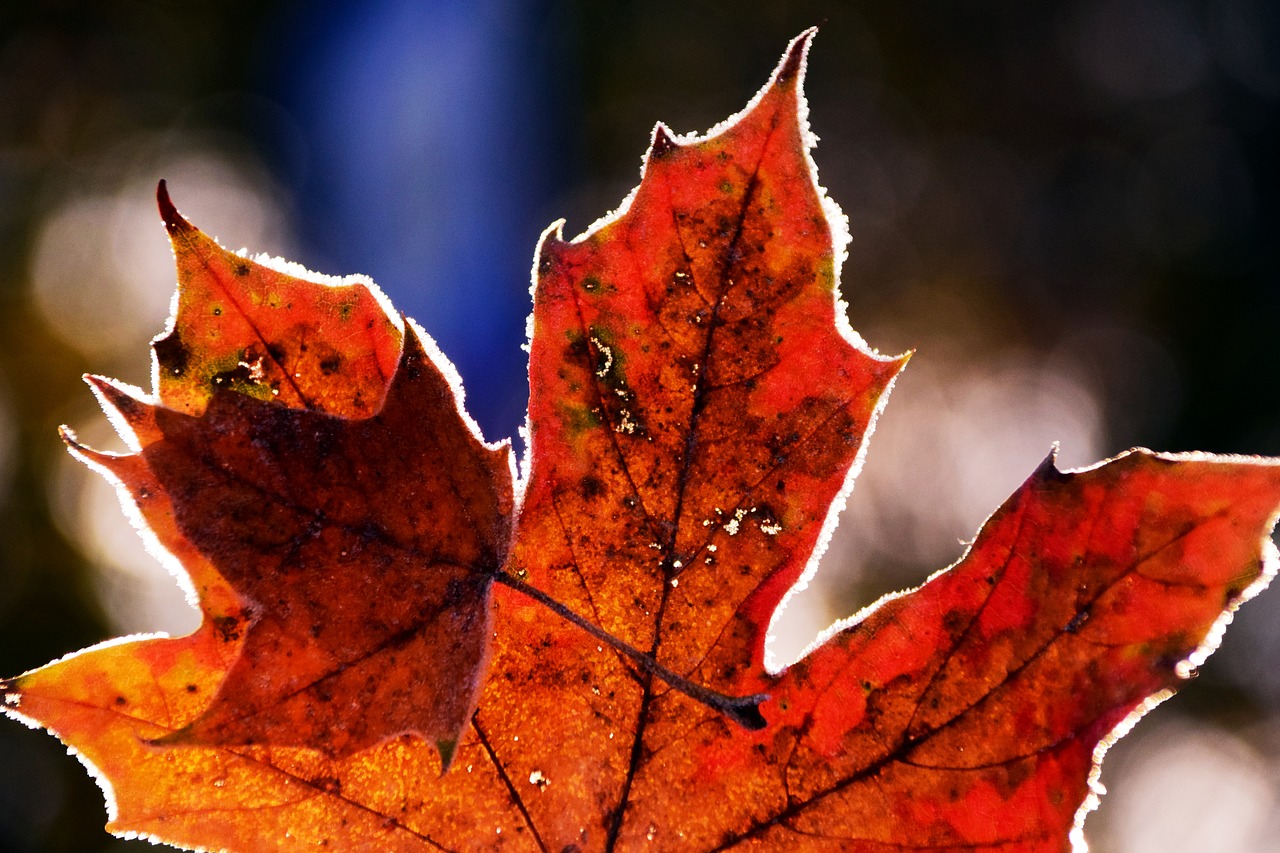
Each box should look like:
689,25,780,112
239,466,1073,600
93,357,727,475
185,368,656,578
494,572,768,730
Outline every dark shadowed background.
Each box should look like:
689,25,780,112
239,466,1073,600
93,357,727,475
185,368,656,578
1,1,1278,850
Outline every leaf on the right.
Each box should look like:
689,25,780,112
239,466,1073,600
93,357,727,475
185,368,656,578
672,449,1280,849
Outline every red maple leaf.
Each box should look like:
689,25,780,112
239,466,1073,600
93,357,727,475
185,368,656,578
3,31,1279,852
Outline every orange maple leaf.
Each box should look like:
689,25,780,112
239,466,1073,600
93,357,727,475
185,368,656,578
4,31,1280,852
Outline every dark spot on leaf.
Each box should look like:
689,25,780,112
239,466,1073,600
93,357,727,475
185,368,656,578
580,476,605,500
213,616,241,643
153,333,189,377
211,363,257,389
564,333,589,366
942,610,969,635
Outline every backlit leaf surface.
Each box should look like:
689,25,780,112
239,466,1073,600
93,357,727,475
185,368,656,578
4,32,1280,852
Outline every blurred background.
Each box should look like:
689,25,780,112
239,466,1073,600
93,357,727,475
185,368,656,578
0,1,1277,850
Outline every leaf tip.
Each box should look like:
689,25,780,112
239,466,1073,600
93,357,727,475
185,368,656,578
890,347,915,372
83,375,149,429
58,424,112,468
0,680,20,720
1033,443,1065,481
156,179,193,236
436,738,458,773
534,219,568,275
778,27,817,84
650,123,679,159
59,423,121,470
57,423,80,449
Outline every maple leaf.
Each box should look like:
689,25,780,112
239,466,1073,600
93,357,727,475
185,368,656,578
4,30,1280,852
